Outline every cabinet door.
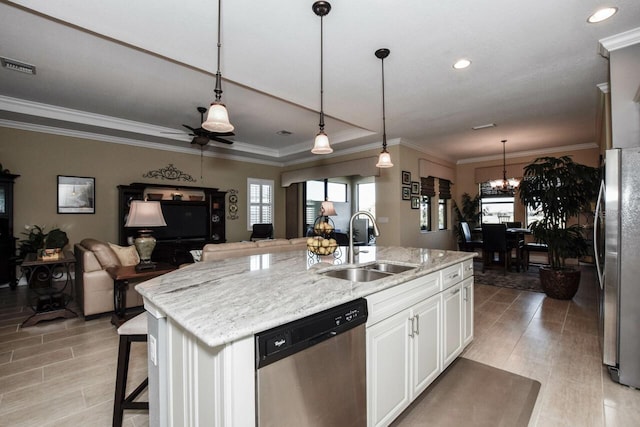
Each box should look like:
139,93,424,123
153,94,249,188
367,310,411,427
462,277,474,346
411,293,441,398
442,282,463,368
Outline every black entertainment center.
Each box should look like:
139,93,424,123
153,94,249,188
118,183,226,265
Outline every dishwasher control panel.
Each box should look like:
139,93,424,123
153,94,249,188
255,298,368,368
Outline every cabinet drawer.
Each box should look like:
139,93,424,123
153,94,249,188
462,258,474,280
366,272,440,326
441,263,463,290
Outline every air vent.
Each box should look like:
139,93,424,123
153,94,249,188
1,57,36,75
276,130,292,135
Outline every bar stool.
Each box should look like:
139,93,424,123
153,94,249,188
113,312,149,427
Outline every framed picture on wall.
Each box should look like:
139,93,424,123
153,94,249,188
402,170,411,185
411,196,420,209
402,186,411,200
57,175,95,214
411,181,420,195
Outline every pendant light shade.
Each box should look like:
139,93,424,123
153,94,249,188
375,48,393,168
312,130,332,154
490,139,520,192
202,0,234,133
311,1,332,155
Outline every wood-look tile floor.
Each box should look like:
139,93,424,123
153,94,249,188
0,287,148,427
1,265,639,426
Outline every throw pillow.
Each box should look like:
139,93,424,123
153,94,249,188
82,238,121,268
108,243,140,267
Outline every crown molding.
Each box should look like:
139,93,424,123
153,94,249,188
457,142,599,164
0,119,285,167
599,27,640,57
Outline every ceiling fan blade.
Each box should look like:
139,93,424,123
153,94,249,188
208,135,234,145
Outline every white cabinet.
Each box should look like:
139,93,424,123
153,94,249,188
410,294,442,397
367,309,412,427
442,282,463,368
366,260,474,427
462,277,474,346
367,292,441,427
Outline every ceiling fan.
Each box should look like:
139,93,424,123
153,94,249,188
182,107,235,146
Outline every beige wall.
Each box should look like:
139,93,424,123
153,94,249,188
0,127,284,246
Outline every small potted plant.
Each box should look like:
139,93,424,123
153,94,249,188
18,225,69,260
518,156,600,299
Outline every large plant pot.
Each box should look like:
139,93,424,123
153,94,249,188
539,266,581,300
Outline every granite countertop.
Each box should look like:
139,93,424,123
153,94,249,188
136,246,475,348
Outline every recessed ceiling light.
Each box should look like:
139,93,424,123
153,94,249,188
472,123,496,130
453,59,471,70
587,7,618,23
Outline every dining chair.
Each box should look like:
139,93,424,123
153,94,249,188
481,224,511,274
506,221,522,228
250,223,274,241
459,222,483,253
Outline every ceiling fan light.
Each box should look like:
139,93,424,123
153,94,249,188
311,130,333,154
376,150,393,168
202,102,234,133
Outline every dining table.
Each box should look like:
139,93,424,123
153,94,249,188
473,226,531,272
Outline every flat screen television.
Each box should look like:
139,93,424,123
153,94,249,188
154,202,208,241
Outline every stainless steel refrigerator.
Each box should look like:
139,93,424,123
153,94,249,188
595,147,640,388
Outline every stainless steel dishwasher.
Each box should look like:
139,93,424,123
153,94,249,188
255,298,368,427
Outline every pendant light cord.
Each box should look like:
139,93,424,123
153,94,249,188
381,55,387,150
214,0,223,103
319,13,325,131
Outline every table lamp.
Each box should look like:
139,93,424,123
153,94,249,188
124,200,167,271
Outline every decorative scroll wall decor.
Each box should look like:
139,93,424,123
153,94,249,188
227,189,239,220
142,164,195,182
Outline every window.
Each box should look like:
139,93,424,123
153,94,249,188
526,201,546,227
479,182,514,224
420,196,431,231
247,178,274,230
304,180,348,233
438,199,447,230
357,182,376,217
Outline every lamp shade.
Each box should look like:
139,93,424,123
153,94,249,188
376,150,393,168
125,201,167,228
202,102,234,133
320,201,337,216
311,131,333,154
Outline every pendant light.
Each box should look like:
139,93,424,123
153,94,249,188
375,48,393,168
490,139,520,192
202,0,234,133
311,1,333,154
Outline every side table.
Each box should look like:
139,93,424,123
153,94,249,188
21,251,78,327
106,263,176,327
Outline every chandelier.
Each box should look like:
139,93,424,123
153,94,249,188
490,139,520,192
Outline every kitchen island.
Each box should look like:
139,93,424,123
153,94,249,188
136,246,475,427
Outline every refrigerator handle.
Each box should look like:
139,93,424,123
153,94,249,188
594,180,605,289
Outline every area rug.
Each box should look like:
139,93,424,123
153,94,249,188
472,262,544,293
392,357,541,427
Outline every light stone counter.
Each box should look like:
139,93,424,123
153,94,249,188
136,246,475,348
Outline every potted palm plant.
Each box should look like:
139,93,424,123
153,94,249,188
518,156,600,299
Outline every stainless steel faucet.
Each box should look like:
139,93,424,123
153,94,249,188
348,211,380,264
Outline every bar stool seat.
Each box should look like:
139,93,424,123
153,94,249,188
113,312,149,427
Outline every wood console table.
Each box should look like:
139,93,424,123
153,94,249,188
107,263,175,326
21,251,77,327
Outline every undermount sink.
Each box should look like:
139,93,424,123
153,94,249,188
362,263,417,274
320,267,392,282
319,262,417,283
